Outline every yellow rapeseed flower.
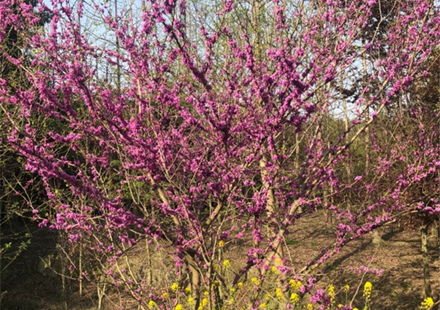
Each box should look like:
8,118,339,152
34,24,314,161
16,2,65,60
171,282,179,292
363,282,372,300
328,284,335,295
238,282,243,288
344,284,350,293
307,303,313,310
185,286,191,294
148,300,157,309
162,292,169,299
188,297,195,305
175,305,183,310
259,303,267,309
290,279,302,291
201,298,209,307
251,277,260,286
290,292,300,303
230,288,236,294
420,297,434,309
218,240,225,248
223,260,231,268
328,284,335,305
275,288,284,300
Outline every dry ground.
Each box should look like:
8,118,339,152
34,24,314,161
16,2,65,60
1,212,439,309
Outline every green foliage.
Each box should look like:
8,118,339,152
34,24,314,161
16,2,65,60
1,229,32,273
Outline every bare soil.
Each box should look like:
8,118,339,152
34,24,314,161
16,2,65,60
1,212,439,309
285,213,440,309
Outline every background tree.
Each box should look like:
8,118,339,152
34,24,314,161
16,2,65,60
0,0,52,284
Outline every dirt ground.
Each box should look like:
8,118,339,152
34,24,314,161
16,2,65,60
285,213,440,309
1,212,439,310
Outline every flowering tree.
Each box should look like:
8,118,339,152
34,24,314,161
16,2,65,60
1,0,440,308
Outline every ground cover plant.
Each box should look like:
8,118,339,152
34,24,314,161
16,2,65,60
1,0,440,308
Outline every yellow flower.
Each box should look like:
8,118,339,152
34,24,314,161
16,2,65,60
363,282,372,300
290,292,299,303
204,291,209,296
344,284,350,293
328,284,335,305
275,288,284,300
251,277,260,286
238,282,243,288
218,240,225,248
307,303,313,310
148,300,157,309
162,292,169,299
259,303,267,309
188,297,195,304
175,305,183,310
230,288,236,294
201,298,209,307
184,286,191,294
223,260,231,268
290,279,302,291
328,284,335,296
271,266,278,274
420,297,434,309
171,282,179,292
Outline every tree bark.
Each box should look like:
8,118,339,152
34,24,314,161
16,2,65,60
420,221,432,298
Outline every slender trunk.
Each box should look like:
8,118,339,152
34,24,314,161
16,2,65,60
146,238,152,285
324,137,333,223
0,174,3,225
438,214,440,268
342,79,351,181
115,0,121,92
362,43,369,174
294,133,302,215
61,256,68,310
79,245,83,296
342,87,352,209
97,281,106,310
295,133,300,170
420,221,432,298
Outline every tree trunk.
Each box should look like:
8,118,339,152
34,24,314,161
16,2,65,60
259,156,284,263
420,221,432,298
